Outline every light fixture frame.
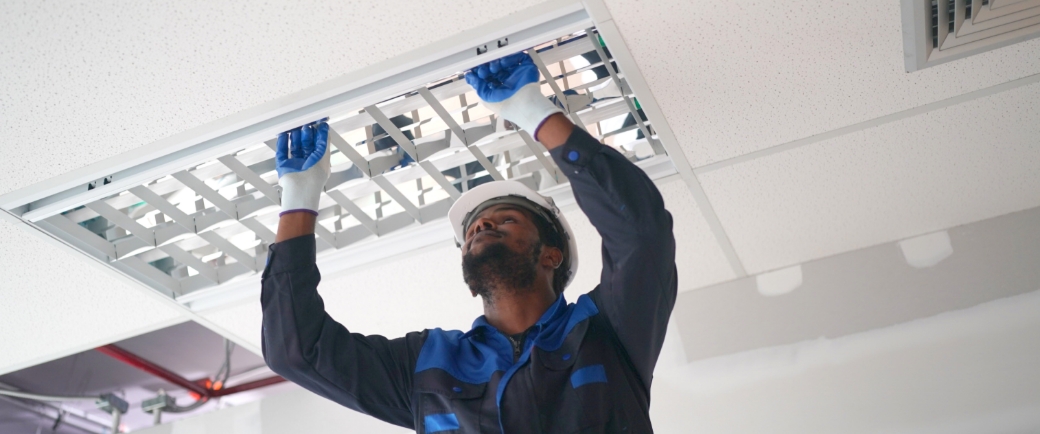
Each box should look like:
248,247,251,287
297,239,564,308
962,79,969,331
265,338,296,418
0,1,684,313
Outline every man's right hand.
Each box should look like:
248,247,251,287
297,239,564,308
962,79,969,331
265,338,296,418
276,120,331,217
466,52,563,141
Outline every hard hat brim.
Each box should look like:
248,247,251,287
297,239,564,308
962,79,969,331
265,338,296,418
447,180,579,288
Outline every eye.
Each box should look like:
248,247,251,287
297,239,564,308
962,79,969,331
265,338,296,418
503,217,516,223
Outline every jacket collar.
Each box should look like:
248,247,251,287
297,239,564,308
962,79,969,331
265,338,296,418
465,294,569,338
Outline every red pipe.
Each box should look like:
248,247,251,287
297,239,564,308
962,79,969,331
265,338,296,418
211,376,287,397
96,344,285,399
96,344,211,397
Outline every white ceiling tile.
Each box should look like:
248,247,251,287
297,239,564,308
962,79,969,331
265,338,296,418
0,219,184,375
698,82,1040,274
0,0,544,195
602,0,1040,167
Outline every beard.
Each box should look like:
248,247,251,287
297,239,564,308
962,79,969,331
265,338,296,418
462,238,541,304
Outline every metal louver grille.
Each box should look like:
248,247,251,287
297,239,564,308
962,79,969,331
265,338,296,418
14,27,677,306
904,0,1040,71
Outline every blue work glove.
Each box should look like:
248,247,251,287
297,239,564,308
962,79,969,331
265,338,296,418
275,119,331,216
465,52,562,139
466,52,541,102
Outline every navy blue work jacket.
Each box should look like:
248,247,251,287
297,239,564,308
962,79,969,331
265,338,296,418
261,127,677,433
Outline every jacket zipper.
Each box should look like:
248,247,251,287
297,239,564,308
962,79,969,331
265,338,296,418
506,330,529,363
507,335,522,362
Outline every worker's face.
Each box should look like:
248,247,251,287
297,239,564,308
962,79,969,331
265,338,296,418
461,204,541,258
460,204,560,300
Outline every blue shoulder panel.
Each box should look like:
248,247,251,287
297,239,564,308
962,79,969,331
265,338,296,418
533,294,599,352
414,328,513,384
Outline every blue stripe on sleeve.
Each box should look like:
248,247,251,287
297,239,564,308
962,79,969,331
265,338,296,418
424,413,460,433
570,364,608,388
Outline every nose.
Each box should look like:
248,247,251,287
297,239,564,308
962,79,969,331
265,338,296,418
469,217,496,238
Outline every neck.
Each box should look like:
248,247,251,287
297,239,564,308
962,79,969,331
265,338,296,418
482,285,558,336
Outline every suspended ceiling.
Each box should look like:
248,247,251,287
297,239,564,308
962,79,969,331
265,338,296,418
0,0,545,196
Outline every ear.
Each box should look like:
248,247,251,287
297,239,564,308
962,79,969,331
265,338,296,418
540,245,564,269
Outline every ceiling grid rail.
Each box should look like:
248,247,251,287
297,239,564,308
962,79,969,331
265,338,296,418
10,27,683,302
580,4,749,278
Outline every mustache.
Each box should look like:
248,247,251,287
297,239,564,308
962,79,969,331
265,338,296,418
468,229,505,245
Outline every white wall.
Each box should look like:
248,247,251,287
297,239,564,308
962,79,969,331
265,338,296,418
651,289,1040,434
132,401,262,434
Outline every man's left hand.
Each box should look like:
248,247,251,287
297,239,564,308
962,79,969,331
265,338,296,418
465,52,562,140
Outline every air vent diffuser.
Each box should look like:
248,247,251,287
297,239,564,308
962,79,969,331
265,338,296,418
902,0,1040,71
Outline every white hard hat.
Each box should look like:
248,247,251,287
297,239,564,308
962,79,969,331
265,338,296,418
448,180,579,289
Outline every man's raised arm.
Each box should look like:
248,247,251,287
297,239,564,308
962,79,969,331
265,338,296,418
467,53,678,389
260,121,422,429
544,113,677,389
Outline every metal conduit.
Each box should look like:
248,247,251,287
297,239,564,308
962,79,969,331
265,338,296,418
94,344,286,400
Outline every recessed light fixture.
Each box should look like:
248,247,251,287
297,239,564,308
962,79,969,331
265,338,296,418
0,4,680,313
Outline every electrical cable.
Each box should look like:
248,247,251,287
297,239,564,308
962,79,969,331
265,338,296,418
223,340,235,383
211,339,234,389
149,339,237,414
0,389,99,403
0,394,107,434
225,340,235,385
160,395,210,413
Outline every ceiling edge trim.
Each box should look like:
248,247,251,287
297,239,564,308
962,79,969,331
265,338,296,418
0,315,188,377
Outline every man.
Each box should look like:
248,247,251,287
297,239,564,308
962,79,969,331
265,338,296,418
262,51,677,433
